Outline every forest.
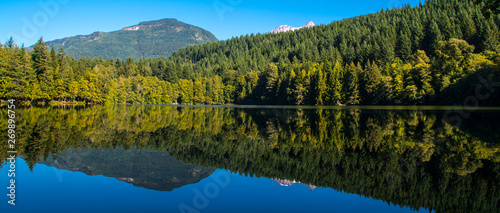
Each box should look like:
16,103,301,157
1,0,499,106
0,105,498,212
40,18,219,60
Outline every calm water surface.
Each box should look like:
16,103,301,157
1,105,499,213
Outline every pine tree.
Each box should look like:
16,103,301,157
475,0,500,19
31,38,53,101
308,63,325,105
438,13,453,40
411,19,424,51
292,70,307,105
125,57,137,77
458,7,477,41
0,43,9,98
32,38,51,78
50,47,58,70
426,21,443,55
6,37,14,50
476,18,498,52
330,61,343,105
324,61,335,105
343,62,360,105
397,32,412,62
361,60,382,104
381,39,395,63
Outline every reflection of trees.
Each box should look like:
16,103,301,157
0,105,499,212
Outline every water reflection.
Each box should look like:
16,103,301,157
274,179,317,191
40,148,214,191
0,105,498,212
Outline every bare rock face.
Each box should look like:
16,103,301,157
122,26,140,31
270,21,316,33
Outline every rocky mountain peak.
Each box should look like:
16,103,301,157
303,20,316,28
270,20,316,33
270,25,295,33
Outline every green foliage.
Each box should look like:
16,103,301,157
343,63,360,105
432,38,476,92
1,105,498,212
475,0,500,18
2,0,500,106
38,19,218,60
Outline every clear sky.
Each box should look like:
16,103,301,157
1,0,421,47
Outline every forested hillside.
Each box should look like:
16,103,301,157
1,0,499,106
40,18,218,60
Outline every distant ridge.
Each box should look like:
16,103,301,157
270,20,316,33
38,18,218,60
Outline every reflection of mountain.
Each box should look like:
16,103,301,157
2,105,499,212
274,179,316,191
275,179,296,186
40,148,215,191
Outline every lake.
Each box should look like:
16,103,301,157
1,105,499,212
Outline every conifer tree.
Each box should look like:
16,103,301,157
31,38,53,101
426,21,443,55
343,63,360,105
397,32,412,62
361,60,382,104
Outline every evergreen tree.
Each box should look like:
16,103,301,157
1,0,499,106
31,38,53,101
476,18,498,52
476,0,500,18
397,32,413,62
426,21,443,55
343,63,360,105
361,60,382,104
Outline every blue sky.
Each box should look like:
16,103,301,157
1,0,421,47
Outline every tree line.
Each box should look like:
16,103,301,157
1,0,499,106
0,38,227,105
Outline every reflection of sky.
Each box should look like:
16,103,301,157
1,158,431,213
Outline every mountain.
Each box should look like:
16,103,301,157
270,20,316,33
40,18,218,60
274,179,317,191
40,148,215,191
